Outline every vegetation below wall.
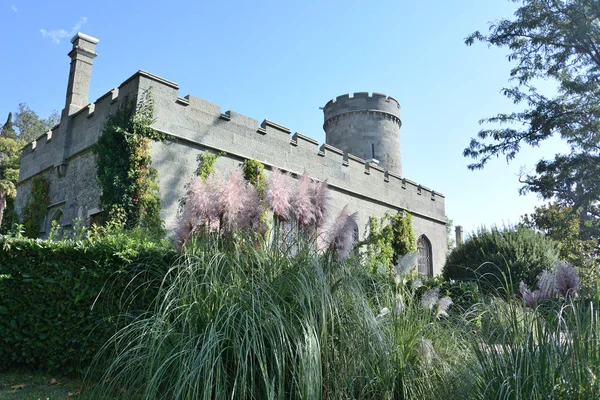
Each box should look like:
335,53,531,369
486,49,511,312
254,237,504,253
0,230,177,374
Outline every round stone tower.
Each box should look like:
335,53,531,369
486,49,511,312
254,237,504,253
323,92,402,176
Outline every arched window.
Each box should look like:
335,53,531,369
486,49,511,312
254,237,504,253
417,235,433,276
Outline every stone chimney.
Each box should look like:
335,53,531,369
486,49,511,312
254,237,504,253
455,225,464,246
64,32,98,115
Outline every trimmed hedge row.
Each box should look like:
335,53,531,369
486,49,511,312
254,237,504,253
0,234,177,373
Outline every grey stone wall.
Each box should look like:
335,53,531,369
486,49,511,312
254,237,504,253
17,71,448,273
15,150,101,235
138,74,447,273
323,93,402,176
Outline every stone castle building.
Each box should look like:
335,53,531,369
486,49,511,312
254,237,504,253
16,33,448,274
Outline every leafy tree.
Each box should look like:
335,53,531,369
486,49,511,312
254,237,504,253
13,103,59,143
445,215,455,250
522,202,600,290
464,0,600,236
0,105,58,231
0,137,22,229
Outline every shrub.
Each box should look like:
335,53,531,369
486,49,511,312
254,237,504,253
0,231,177,373
442,225,559,294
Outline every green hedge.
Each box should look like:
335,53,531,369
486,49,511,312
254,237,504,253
442,226,559,294
0,234,177,373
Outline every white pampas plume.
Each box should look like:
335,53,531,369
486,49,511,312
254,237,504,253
418,337,435,364
519,281,537,308
554,261,580,297
436,296,453,318
421,288,439,311
395,252,418,277
537,270,557,301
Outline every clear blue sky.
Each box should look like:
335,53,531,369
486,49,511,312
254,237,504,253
0,0,569,235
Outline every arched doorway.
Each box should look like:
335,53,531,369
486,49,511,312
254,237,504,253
417,235,433,276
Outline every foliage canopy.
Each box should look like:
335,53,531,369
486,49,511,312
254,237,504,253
464,0,600,235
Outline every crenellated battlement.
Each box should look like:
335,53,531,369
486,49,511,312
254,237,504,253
323,92,400,123
19,69,443,225
15,33,448,272
131,72,444,224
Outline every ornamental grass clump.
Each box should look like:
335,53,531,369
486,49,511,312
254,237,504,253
178,166,352,258
518,261,581,307
372,253,476,399
87,234,392,399
472,295,600,399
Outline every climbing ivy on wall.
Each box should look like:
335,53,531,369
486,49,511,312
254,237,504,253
196,151,223,180
243,158,266,199
94,90,164,234
360,211,417,271
21,176,49,238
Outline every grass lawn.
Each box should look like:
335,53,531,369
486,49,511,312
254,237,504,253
0,370,83,400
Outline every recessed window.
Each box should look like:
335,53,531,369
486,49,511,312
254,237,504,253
417,235,433,276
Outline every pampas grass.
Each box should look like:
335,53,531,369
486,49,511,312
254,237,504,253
267,167,295,222
87,234,392,399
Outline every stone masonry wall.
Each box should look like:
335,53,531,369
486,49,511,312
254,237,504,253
136,73,447,272
17,71,448,272
323,93,402,176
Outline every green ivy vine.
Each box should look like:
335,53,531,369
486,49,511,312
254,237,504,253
94,89,164,235
360,211,417,271
196,151,223,180
243,158,266,199
21,176,49,238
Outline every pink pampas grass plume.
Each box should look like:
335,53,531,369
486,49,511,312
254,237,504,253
292,170,316,234
204,172,224,224
311,178,330,230
176,172,224,247
554,261,580,297
328,205,358,260
238,182,263,232
219,169,248,231
267,167,295,221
